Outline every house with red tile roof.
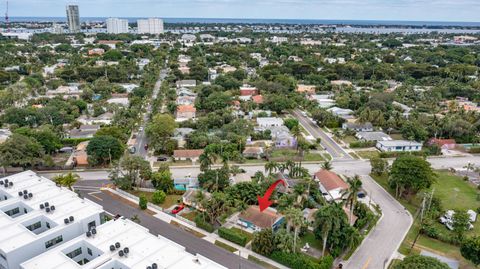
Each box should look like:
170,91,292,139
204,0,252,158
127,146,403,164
252,95,263,104
428,138,456,150
176,105,196,121
313,169,348,201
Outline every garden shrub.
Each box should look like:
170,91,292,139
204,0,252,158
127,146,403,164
269,251,333,269
218,227,248,246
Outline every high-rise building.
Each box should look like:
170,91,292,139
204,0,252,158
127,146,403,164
66,5,80,33
106,18,129,34
137,18,164,34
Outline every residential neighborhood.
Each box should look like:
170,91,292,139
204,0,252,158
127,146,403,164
0,5,480,269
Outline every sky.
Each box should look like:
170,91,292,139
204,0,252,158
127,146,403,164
7,0,480,22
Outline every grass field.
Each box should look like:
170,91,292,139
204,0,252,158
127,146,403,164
270,149,324,162
126,190,182,209
372,171,480,268
355,150,380,160
215,240,238,252
248,255,279,269
230,227,255,242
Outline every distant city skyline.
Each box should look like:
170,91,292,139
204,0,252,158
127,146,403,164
5,0,480,22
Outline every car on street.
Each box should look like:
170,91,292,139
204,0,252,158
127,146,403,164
171,205,185,214
157,156,168,162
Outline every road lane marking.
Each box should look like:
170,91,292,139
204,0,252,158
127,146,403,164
88,191,103,201
361,257,372,269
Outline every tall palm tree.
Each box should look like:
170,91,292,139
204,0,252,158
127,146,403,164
199,151,217,172
321,161,332,171
284,207,304,253
315,203,343,257
342,175,363,224
285,160,296,172
291,125,302,151
264,160,278,175
53,172,79,191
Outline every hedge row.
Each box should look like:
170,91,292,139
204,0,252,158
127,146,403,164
349,141,376,148
379,151,426,158
269,251,334,269
218,227,248,247
194,216,215,233
61,137,91,146
468,147,480,153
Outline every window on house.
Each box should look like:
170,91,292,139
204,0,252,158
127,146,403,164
25,221,42,232
4,207,19,217
45,235,63,249
66,248,82,259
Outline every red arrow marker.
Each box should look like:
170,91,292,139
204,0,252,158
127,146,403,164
257,179,286,212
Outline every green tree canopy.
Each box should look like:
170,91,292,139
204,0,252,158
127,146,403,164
393,255,449,269
389,155,436,198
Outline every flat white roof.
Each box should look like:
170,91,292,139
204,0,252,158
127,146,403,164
256,117,284,125
0,171,103,253
377,140,422,147
21,218,226,269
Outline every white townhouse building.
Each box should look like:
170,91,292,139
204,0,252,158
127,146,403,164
0,171,104,269
20,218,226,269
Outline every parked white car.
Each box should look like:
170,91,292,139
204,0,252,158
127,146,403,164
440,210,475,230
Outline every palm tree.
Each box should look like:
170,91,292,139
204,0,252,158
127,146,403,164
315,203,344,257
291,125,302,151
321,161,332,171
53,172,79,191
264,161,278,175
284,207,304,253
285,160,296,172
199,151,217,172
342,175,363,224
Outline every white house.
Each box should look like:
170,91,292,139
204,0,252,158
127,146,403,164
0,171,104,269
376,140,423,152
20,218,226,269
256,117,284,128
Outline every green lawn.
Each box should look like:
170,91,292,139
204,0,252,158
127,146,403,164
355,150,380,160
181,210,198,222
373,171,480,268
298,231,323,251
390,133,404,140
126,190,182,209
215,240,238,252
230,227,254,242
270,149,324,162
343,135,358,144
248,255,279,269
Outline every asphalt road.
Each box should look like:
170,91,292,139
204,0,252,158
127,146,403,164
291,109,353,160
342,175,412,269
76,187,261,269
133,68,168,158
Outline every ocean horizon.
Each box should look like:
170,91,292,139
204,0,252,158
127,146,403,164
7,16,480,27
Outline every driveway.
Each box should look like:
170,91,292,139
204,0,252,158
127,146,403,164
75,185,262,269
